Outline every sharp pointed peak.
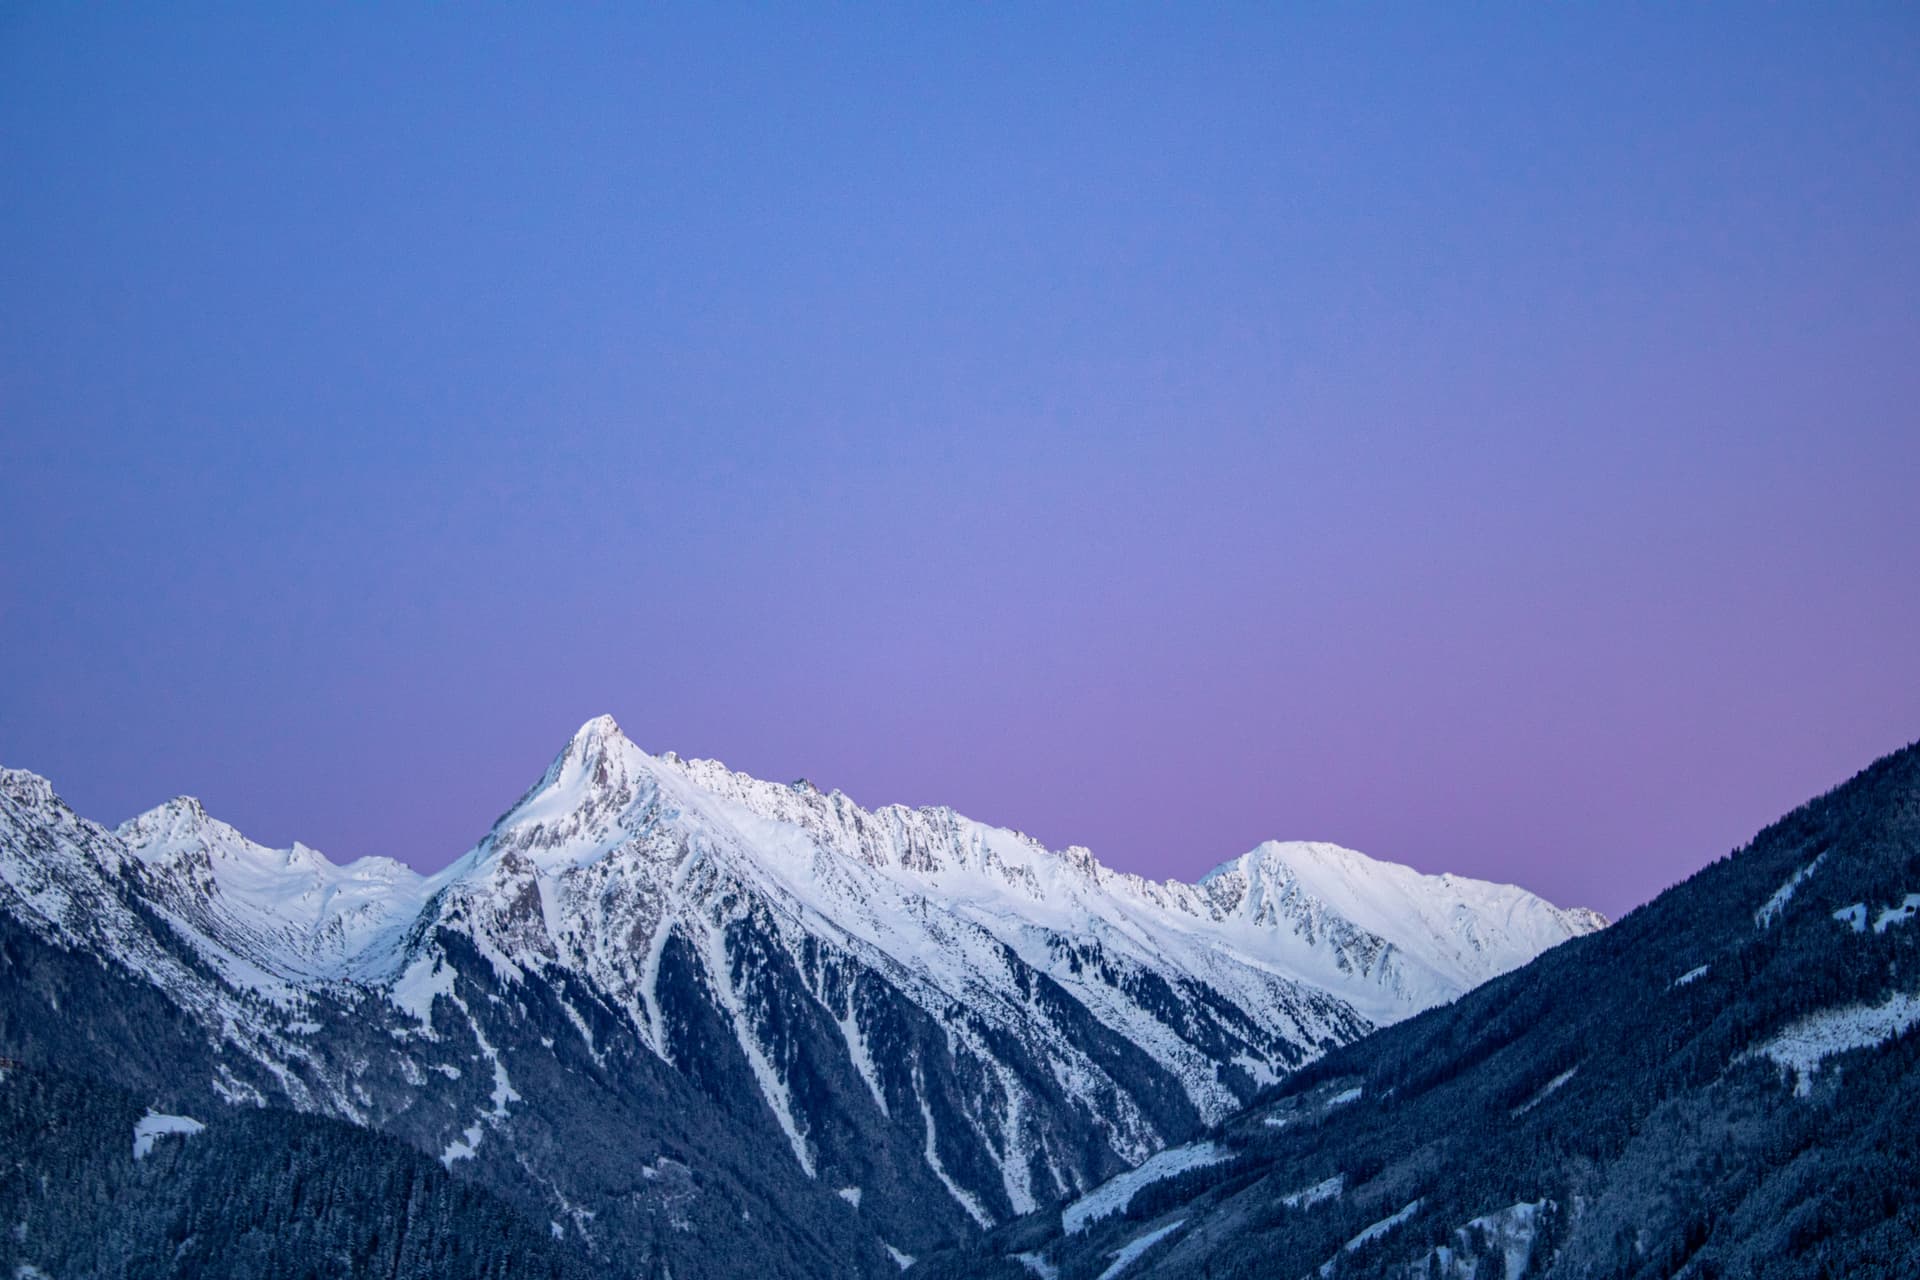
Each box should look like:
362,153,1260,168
571,712,627,745
549,713,646,775
478,713,655,867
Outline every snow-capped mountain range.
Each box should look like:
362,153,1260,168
0,716,1603,1279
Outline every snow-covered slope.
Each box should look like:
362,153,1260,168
475,715,1599,1027
1196,841,1610,1024
412,717,1601,1144
916,738,1920,1280
0,718,1604,1279
118,796,429,990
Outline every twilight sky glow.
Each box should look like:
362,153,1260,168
3,7,1916,918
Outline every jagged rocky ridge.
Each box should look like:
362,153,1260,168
0,717,1602,1278
916,739,1920,1280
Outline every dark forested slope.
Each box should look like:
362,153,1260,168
0,1062,594,1280
918,740,1920,1280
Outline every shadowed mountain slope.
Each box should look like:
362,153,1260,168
0,1060,592,1280
913,739,1920,1280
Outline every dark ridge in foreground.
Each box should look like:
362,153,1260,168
914,741,1920,1280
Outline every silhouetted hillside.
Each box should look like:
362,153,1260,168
917,741,1920,1279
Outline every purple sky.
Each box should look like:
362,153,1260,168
3,7,1916,919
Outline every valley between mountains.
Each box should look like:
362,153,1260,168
0,715,1602,1278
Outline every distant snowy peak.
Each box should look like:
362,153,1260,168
117,793,219,851
117,795,425,983
1201,841,1608,990
120,795,278,877
118,794,416,893
14,718,1603,1014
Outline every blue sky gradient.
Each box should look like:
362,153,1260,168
3,5,1916,916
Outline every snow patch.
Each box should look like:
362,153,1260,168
132,1111,205,1160
1670,965,1710,989
1281,1175,1343,1208
1512,1066,1578,1117
424,985,522,1167
441,1122,482,1167
1409,1200,1548,1280
835,1001,890,1118
390,953,454,1030
1264,1086,1358,1128
989,1060,1040,1216
837,1186,863,1209
915,1076,992,1228
884,1243,915,1270
1014,1251,1059,1279
1099,1219,1185,1280
702,918,814,1178
1062,1141,1229,1234
1319,1200,1422,1276
553,992,605,1066
1749,991,1920,1096
1756,852,1826,928
1832,894,1919,935
1874,893,1920,933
